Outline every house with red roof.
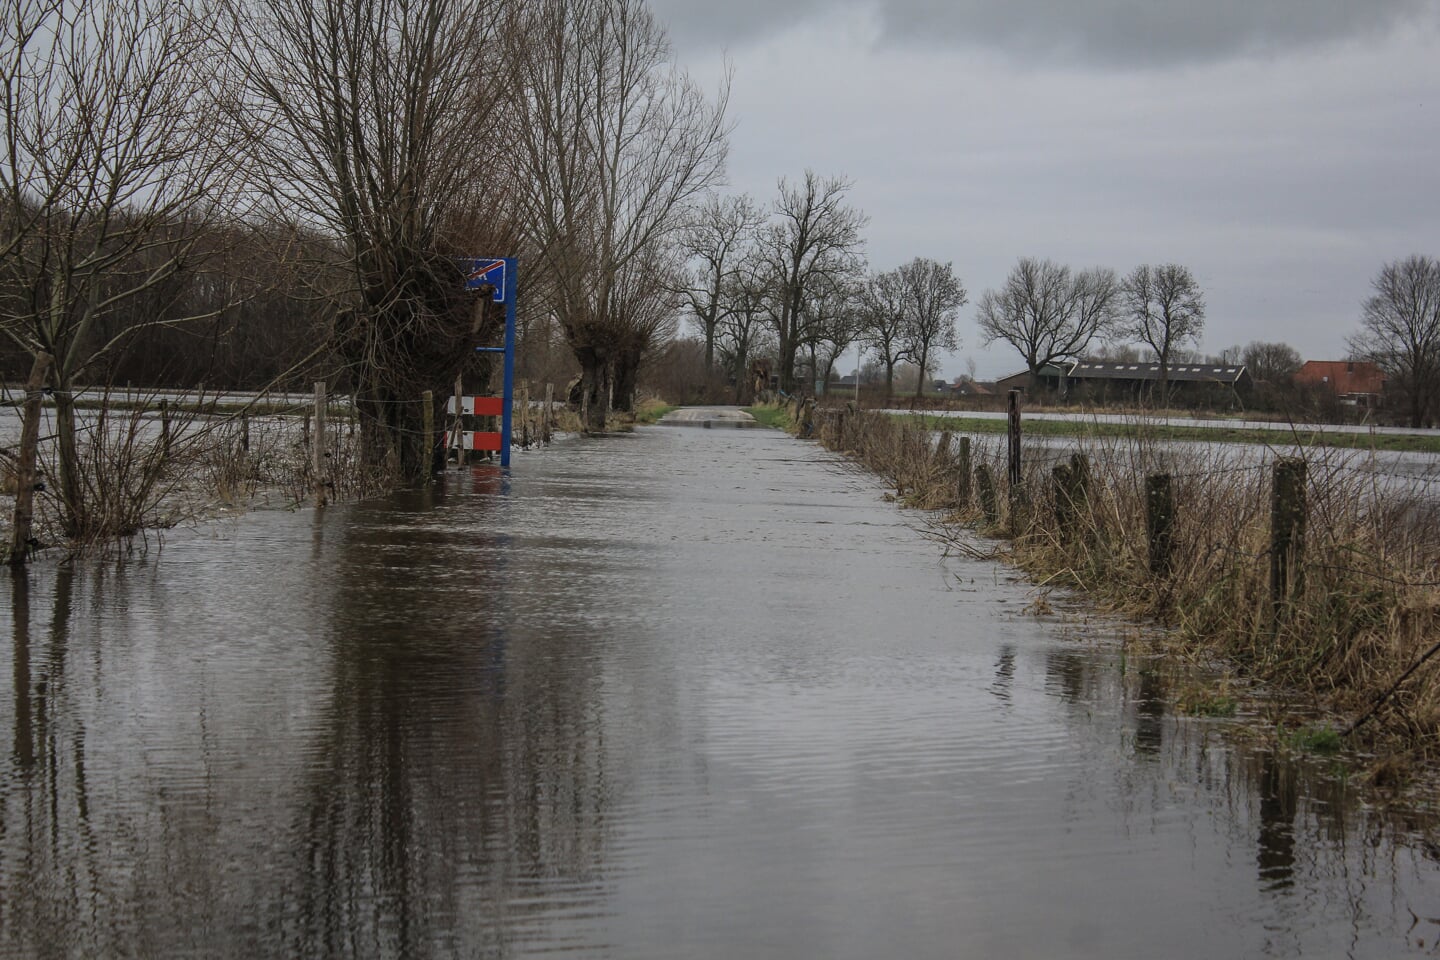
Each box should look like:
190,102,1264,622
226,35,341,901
1293,361,1386,408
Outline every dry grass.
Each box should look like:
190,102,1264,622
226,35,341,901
816,406,1440,771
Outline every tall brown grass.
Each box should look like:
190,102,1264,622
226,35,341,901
816,406,1440,765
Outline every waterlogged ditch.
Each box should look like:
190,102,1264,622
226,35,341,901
1,423,1439,958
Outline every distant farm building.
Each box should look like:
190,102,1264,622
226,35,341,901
1294,361,1386,409
950,379,993,397
993,360,1251,406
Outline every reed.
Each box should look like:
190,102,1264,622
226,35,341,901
815,406,1440,771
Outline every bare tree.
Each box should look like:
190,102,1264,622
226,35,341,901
1212,343,1245,366
0,0,244,542
898,257,966,399
761,171,867,393
1242,341,1302,384
1121,263,1206,404
715,249,772,402
1348,255,1440,428
678,192,762,379
805,274,864,388
508,0,728,432
860,268,910,400
976,257,1120,391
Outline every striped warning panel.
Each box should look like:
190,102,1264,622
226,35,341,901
444,431,504,452
445,396,506,417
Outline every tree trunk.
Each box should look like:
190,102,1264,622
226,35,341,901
777,330,795,394
577,347,611,433
51,376,84,540
914,346,930,399
884,361,896,400
1157,348,1170,409
356,391,397,483
612,345,642,415
8,353,53,564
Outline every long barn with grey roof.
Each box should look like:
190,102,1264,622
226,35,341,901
995,360,1252,406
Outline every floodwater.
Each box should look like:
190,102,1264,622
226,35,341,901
2,424,1438,959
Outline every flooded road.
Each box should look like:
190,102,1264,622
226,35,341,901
2,425,1438,958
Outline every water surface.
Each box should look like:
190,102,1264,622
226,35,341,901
2,426,1437,958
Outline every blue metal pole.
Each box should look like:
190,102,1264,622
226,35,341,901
500,257,517,468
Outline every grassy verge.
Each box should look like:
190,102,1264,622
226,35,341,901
907,412,1440,454
744,403,797,431
812,406,1440,789
632,398,677,425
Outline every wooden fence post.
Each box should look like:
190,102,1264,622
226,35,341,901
1271,458,1307,619
1006,390,1028,534
454,376,467,467
1006,389,1022,487
1052,462,1074,542
934,430,952,484
1146,473,1173,577
524,380,533,445
1063,453,1091,544
957,436,972,507
544,382,554,443
8,352,52,566
313,380,327,507
977,463,998,525
240,413,250,453
159,399,172,458
422,389,434,479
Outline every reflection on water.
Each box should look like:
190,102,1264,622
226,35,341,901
1134,668,1166,758
1,426,1438,958
1257,755,1298,891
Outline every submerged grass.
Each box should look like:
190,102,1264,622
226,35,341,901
812,404,1440,781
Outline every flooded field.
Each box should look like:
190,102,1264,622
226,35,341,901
2,424,1439,958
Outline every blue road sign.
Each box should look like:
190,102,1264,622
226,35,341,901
463,258,506,302
457,256,518,467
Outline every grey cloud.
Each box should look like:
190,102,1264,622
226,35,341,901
655,0,1440,65
649,0,827,51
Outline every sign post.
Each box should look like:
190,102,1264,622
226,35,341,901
459,256,518,468
501,258,516,464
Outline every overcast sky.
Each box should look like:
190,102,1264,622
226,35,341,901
651,0,1440,379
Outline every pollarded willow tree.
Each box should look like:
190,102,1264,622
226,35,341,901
0,0,245,543
224,0,518,481
1121,263,1206,404
507,0,729,432
609,246,684,415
